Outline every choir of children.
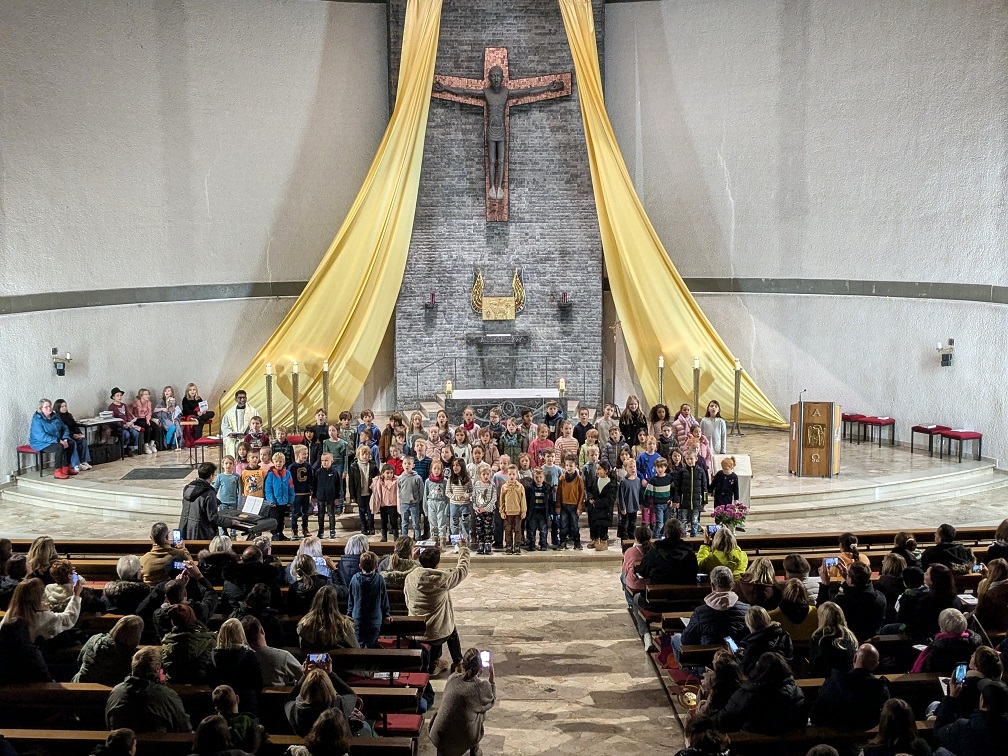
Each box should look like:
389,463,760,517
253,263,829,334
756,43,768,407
230,398,733,551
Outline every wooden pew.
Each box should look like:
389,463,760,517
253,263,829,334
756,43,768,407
7,538,397,559
728,720,934,756
0,682,420,736
0,729,416,756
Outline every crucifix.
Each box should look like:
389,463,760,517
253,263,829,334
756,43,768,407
432,47,571,222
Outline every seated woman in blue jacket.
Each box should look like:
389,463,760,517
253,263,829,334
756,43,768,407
29,398,73,479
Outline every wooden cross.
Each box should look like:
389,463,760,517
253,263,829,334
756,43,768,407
432,47,571,222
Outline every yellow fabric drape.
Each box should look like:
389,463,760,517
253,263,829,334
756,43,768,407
559,0,786,428
224,0,443,427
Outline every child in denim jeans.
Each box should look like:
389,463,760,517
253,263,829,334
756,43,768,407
447,458,473,550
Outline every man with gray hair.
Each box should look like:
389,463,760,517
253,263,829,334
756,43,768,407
103,554,152,614
139,522,192,587
105,646,191,733
670,566,750,663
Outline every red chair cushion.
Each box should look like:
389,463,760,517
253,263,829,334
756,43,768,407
348,672,430,688
17,445,40,454
940,430,982,440
862,416,895,426
912,424,951,434
193,437,221,447
372,713,423,736
287,434,304,444
841,413,865,422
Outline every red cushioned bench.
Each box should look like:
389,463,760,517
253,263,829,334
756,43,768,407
911,424,951,456
188,436,222,466
16,444,56,477
859,416,895,447
841,413,866,443
939,429,983,462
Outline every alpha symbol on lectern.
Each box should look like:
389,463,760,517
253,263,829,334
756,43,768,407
811,408,823,417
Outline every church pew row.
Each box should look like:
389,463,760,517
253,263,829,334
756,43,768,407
0,730,416,756
621,526,997,554
7,538,397,559
0,682,422,737
726,720,935,756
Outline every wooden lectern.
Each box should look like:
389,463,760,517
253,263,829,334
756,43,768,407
789,402,841,477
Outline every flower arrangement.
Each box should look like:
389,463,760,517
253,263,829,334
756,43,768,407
711,501,749,530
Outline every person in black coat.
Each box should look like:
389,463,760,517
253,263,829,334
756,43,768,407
935,680,1008,756
286,556,330,616
861,698,933,756
816,561,886,643
585,461,618,548
705,652,806,735
151,566,221,640
221,548,284,616
0,617,52,683
678,566,750,650
810,643,890,730
179,463,239,541
920,523,976,571
206,619,264,714
638,519,699,586
737,606,793,677
890,531,923,570
985,519,1008,564
935,646,1004,727
898,563,963,642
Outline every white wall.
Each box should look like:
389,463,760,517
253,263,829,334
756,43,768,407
605,0,1008,464
0,0,389,475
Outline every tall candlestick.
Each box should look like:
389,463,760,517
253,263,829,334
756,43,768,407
322,359,330,418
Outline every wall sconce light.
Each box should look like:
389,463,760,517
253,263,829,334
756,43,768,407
424,292,437,310
52,347,72,377
936,338,954,367
557,291,573,311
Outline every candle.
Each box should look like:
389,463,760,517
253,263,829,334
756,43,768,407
430,292,436,305
323,359,329,373
694,356,700,370
292,361,299,374
561,291,568,305
659,355,664,369
445,380,453,394
734,358,741,371
558,378,567,392
66,352,71,361
265,362,273,376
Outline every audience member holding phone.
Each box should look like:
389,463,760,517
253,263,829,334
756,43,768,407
139,522,193,587
429,647,496,756
284,655,370,738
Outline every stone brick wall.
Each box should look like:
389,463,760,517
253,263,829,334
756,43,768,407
389,0,604,411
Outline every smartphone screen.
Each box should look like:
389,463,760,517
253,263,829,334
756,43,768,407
707,525,719,537
480,650,491,668
450,534,462,544
314,556,328,568
971,564,983,573
308,653,328,665
724,637,739,654
173,561,186,571
171,529,182,546
824,557,839,569
954,663,967,684
71,573,79,584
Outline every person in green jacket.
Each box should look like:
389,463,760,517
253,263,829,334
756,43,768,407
697,525,748,578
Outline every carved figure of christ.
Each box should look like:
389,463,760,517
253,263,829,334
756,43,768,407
432,47,571,221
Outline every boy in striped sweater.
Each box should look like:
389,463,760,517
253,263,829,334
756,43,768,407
643,457,673,533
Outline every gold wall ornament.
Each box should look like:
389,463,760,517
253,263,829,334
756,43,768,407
471,267,525,318
512,268,526,313
470,269,485,313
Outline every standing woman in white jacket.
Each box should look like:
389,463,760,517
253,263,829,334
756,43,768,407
0,577,82,644
700,400,728,456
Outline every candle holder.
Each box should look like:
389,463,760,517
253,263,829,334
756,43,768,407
322,362,330,419
423,292,437,310
692,363,700,418
730,364,745,437
291,369,300,433
265,372,274,434
658,357,665,406
557,291,573,312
